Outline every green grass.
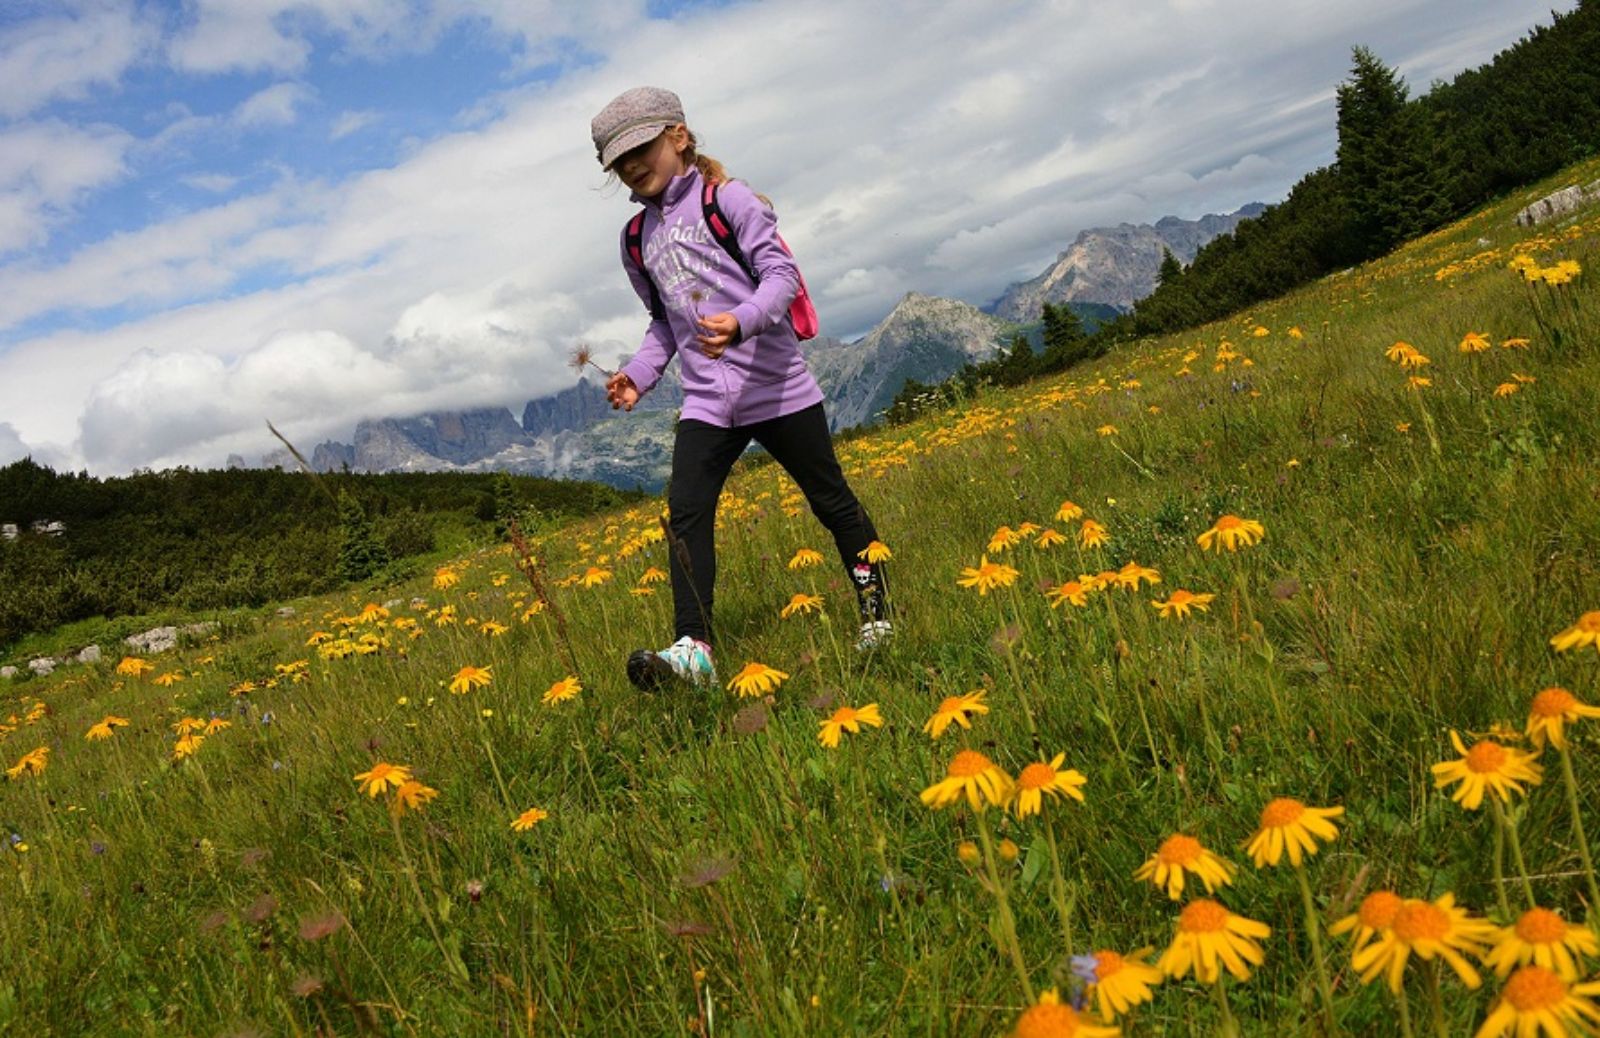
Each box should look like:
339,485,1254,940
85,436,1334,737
3,155,1600,1036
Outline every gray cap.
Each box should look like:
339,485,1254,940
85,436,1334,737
591,86,686,170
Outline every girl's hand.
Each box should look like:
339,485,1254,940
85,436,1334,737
695,313,740,358
606,371,640,412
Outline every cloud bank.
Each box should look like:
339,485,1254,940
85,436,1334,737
0,0,1574,473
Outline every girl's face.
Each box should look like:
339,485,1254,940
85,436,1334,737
613,124,690,200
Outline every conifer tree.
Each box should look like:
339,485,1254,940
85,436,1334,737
336,489,389,583
1040,302,1089,370
1156,248,1184,288
492,472,518,539
1335,46,1447,256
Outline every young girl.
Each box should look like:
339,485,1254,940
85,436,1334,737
590,86,892,690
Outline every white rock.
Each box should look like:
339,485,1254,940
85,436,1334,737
125,626,178,654
77,645,102,664
276,607,297,618
0,666,16,679
1515,181,1600,228
28,657,55,676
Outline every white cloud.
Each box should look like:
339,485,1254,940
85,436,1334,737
0,1,156,119
330,109,379,140
180,172,242,193
165,0,648,75
0,421,29,464
0,0,1577,472
234,82,316,128
0,119,132,255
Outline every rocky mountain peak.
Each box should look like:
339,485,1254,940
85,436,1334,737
990,203,1265,321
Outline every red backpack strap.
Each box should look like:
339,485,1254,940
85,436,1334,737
623,208,666,323
701,180,757,285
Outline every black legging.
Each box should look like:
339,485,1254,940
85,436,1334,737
665,402,887,645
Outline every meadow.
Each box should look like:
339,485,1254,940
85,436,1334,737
3,153,1599,1037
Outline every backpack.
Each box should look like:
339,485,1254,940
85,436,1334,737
623,179,820,341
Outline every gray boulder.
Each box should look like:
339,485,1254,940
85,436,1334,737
1515,181,1600,227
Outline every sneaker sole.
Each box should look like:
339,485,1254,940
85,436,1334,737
627,649,675,692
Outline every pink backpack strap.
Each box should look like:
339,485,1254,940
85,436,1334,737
622,209,665,323
701,180,820,341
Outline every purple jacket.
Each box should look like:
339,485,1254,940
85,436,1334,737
617,167,824,427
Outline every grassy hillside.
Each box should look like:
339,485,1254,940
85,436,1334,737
1,155,1598,1036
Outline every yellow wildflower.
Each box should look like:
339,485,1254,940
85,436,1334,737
542,676,582,706
787,548,824,570
957,555,1019,595
511,807,549,831
1245,798,1343,867
1134,834,1236,901
920,750,1013,811
1550,611,1600,654
1197,514,1265,552
727,662,788,698
780,593,823,619
1010,753,1086,818
1432,730,1543,809
449,665,492,695
817,703,883,748
923,690,989,739
353,762,412,798
1157,899,1270,983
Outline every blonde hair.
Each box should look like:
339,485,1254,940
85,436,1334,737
684,130,728,185
687,129,772,206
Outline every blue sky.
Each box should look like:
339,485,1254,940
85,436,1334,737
0,0,1577,473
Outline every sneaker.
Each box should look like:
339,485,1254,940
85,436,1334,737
627,635,717,691
855,620,894,652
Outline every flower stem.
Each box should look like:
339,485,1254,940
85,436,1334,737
389,810,469,983
1042,820,1077,960
1557,744,1600,916
1490,796,1512,919
1211,976,1239,1038
1294,864,1338,1033
1395,983,1414,1038
975,810,1034,1003
1492,796,1537,910
1424,960,1446,1038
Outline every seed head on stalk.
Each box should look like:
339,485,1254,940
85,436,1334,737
569,343,614,378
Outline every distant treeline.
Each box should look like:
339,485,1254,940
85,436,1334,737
1120,1,1600,338
887,0,1600,424
0,459,643,651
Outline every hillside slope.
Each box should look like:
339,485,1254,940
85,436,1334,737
2,156,1598,1036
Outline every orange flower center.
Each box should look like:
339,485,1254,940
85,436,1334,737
1260,797,1307,828
1514,908,1570,945
1502,966,1568,1012
1177,899,1229,934
1157,834,1204,866
1215,515,1244,531
1017,762,1056,790
935,696,967,715
1531,688,1578,718
1167,590,1195,605
1012,1003,1082,1038
1093,950,1126,980
1579,612,1600,634
948,750,995,779
1465,740,1509,773
830,707,859,725
1357,891,1403,929
1390,902,1450,942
